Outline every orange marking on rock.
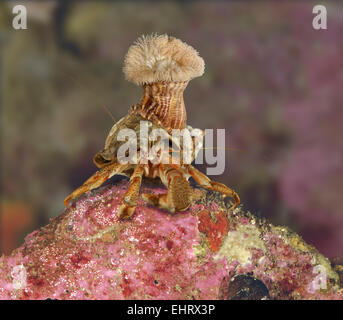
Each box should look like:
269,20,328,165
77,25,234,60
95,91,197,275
198,210,229,252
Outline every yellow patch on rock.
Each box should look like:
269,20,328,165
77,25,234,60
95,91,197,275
215,224,266,265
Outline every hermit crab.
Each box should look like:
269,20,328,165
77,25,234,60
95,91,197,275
64,34,240,218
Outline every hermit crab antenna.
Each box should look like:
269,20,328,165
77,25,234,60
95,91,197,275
59,68,116,123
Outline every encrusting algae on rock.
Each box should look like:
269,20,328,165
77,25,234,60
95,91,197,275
0,181,342,300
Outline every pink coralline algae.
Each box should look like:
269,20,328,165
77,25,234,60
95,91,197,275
0,181,342,300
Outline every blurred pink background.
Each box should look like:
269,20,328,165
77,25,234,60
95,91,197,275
1,1,342,260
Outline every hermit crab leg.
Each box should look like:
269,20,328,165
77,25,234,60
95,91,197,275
117,166,144,219
142,165,192,213
186,165,240,209
64,162,130,207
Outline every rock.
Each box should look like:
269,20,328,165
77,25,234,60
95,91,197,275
0,181,342,300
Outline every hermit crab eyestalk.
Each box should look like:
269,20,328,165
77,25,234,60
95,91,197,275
93,152,112,168
123,34,205,85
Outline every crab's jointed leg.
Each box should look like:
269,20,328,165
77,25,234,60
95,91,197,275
142,164,192,213
118,166,144,219
186,165,240,209
64,162,130,207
